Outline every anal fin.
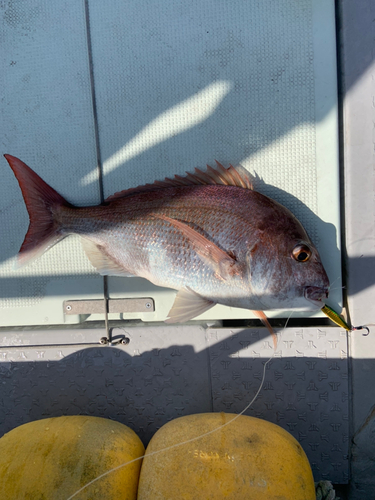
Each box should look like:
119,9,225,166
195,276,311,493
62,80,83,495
165,287,215,323
81,238,134,277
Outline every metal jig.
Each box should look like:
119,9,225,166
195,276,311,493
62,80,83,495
321,305,371,336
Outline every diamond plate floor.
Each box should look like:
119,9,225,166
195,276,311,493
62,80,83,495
0,325,348,483
207,327,349,483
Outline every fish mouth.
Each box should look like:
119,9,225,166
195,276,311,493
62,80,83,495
304,286,329,307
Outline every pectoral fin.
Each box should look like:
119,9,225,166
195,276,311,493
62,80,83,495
253,310,278,349
154,214,241,281
165,287,215,323
81,239,134,277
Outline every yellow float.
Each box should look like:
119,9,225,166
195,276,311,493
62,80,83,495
0,415,144,500
0,413,316,499
137,412,316,500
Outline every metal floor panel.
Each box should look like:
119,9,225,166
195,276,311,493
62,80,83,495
0,325,349,483
207,327,349,483
0,326,212,444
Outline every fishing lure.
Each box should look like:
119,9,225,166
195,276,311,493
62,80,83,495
321,305,370,335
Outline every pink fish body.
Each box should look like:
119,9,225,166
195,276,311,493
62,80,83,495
4,155,329,324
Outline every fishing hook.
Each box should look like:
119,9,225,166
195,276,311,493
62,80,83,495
352,325,370,336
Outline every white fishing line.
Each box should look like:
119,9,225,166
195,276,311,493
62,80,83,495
66,358,272,500
326,275,343,293
329,276,341,288
66,318,292,500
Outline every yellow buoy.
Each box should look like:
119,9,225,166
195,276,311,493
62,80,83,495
137,412,315,500
0,415,144,500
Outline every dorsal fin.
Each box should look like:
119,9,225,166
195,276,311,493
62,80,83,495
105,161,254,202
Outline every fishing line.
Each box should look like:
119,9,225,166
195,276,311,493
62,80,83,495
324,275,347,296
66,317,291,500
103,276,110,342
66,356,272,500
328,275,341,289
328,285,346,291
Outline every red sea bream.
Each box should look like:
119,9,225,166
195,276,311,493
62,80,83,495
4,155,329,325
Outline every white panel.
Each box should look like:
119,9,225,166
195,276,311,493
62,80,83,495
88,0,340,321
1,1,340,326
0,0,103,326
341,0,375,496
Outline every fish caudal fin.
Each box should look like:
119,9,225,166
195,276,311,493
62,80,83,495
4,155,70,267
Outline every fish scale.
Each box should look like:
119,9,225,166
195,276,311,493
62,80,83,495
76,189,253,296
4,155,330,324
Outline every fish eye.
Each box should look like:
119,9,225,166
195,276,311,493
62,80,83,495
292,244,312,262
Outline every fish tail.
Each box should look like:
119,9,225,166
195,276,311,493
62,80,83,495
4,154,71,267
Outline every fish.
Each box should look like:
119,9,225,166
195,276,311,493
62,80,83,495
4,154,329,328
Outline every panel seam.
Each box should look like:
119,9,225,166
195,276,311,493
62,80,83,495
83,0,110,340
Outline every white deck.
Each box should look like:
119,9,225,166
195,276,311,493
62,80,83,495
1,0,340,326
2,1,374,496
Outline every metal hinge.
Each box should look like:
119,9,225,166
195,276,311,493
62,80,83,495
63,298,155,315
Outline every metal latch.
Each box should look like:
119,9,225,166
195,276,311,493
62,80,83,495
63,298,155,315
